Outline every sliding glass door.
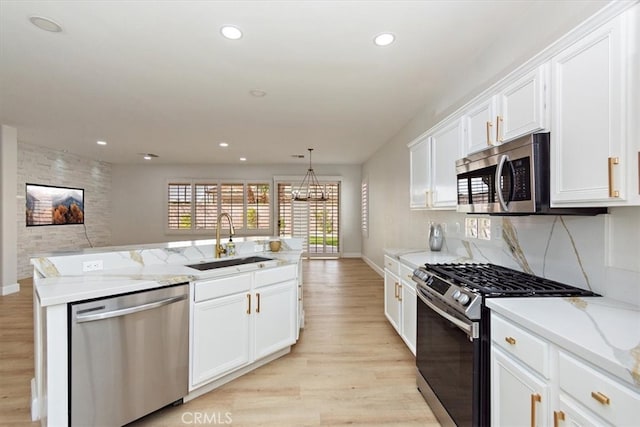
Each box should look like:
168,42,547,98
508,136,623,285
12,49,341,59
276,181,340,257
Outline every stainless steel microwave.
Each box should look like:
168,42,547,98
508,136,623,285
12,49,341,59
455,133,606,215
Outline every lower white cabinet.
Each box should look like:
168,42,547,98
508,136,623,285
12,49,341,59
491,312,639,426
190,264,298,390
383,255,417,356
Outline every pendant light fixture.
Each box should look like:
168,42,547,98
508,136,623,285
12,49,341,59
292,148,328,202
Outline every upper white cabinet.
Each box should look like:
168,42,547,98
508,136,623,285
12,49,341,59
408,117,461,210
496,64,549,143
462,64,549,156
463,96,497,155
550,8,639,206
409,136,431,209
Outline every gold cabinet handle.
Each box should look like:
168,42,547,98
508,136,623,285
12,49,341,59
591,391,610,405
398,284,402,301
256,292,261,313
394,282,399,299
486,121,493,146
553,410,565,427
496,115,503,142
246,293,251,314
505,336,516,345
530,393,541,427
608,157,620,198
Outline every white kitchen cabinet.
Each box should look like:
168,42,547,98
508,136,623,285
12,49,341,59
429,118,461,209
192,290,252,387
399,263,417,356
496,64,549,143
491,346,550,427
254,279,297,360
550,9,637,206
408,117,461,210
463,96,497,155
191,264,298,390
384,264,401,333
409,136,431,209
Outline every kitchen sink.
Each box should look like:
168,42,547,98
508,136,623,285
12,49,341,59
186,256,274,271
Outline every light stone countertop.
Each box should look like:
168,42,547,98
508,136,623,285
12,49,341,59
487,297,640,390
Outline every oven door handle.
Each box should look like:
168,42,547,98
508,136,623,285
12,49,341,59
495,154,510,211
418,290,478,339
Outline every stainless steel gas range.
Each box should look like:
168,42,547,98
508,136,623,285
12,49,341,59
412,263,599,427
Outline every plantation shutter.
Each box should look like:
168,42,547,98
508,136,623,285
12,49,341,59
194,184,218,230
220,183,245,230
247,184,270,231
168,183,192,229
361,180,368,237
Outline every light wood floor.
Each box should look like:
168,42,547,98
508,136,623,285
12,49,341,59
0,259,438,426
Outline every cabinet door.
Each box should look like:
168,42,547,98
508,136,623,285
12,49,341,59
400,279,416,356
254,280,297,360
497,64,549,143
409,137,431,209
492,347,549,427
554,395,613,427
384,270,401,333
191,292,251,388
550,15,627,205
463,96,497,155
430,118,461,209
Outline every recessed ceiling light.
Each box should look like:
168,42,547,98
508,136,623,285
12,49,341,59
29,16,63,33
374,33,395,47
249,89,267,97
239,157,247,162
96,140,107,146
219,142,229,147
221,25,242,40
138,153,159,160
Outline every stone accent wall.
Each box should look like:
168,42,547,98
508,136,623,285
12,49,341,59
17,143,112,278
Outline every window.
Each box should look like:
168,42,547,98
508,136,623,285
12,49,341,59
361,179,368,237
167,181,271,234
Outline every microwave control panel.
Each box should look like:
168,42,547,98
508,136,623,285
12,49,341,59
510,157,531,201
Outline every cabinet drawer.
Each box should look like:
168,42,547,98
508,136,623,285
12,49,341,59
195,273,252,302
399,263,416,290
384,255,400,275
491,314,550,378
255,264,296,288
558,351,639,426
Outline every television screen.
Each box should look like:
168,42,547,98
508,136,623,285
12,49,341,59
26,183,85,226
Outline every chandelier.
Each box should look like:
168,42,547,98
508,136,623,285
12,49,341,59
292,148,328,202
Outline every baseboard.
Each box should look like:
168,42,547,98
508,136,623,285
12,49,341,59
342,252,361,258
1,282,20,296
362,255,384,277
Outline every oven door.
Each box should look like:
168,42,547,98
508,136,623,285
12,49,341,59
416,287,481,427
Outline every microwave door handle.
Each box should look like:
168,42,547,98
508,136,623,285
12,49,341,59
495,154,510,211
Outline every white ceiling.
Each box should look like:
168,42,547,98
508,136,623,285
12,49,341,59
0,0,609,165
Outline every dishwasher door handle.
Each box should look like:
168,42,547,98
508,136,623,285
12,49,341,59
75,294,187,323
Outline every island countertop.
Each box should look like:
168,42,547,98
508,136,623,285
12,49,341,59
486,296,640,390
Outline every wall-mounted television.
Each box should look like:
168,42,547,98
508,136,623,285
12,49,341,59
26,183,85,226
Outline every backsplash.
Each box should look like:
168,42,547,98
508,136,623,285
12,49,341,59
421,209,640,306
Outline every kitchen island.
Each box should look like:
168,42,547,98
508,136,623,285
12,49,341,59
30,237,303,426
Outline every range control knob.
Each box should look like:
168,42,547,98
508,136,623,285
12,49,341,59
457,293,471,306
452,290,461,299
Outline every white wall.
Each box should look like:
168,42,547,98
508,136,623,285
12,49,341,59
110,163,362,256
17,143,112,279
1,125,19,294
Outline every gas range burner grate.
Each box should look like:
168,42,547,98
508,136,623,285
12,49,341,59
423,263,599,297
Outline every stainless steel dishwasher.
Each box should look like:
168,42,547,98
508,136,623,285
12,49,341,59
70,283,189,426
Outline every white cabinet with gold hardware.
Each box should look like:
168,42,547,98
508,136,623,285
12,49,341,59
408,117,461,210
463,96,497,155
496,64,549,144
190,264,297,390
491,345,550,427
384,255,401,332
550,6,640,207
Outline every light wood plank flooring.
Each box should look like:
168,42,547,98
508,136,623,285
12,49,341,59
0,259,438,426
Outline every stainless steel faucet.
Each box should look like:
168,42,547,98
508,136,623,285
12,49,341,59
215,212,235,258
